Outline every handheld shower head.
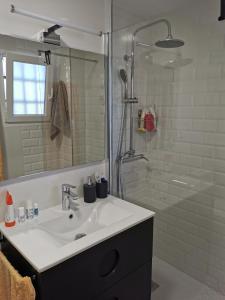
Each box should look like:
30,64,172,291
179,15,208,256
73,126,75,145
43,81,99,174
119,69,128,83
119,69,128,99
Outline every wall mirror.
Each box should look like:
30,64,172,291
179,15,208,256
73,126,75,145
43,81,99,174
0,34,105,181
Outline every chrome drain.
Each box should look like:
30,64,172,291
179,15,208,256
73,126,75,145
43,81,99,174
74,233,87,240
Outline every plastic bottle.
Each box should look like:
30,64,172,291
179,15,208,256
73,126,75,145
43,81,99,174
17,207,26,224
34,203,39,218
26,200,34,220
5,191,16,227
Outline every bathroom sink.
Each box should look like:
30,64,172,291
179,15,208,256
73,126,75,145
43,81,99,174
39,201,132,244
0,195,154,272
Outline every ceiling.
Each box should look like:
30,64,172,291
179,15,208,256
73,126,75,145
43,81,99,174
1,0,105,32
0,0,106,53
113,0,221,31
114,0,192,19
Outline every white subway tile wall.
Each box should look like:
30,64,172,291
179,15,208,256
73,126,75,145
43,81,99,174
112,2,225,296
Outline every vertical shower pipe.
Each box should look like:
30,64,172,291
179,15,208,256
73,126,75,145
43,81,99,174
129,19,172,154
0,54,8,179
104,31,112,192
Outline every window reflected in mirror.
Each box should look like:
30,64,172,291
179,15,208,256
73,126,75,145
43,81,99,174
12,61,46,115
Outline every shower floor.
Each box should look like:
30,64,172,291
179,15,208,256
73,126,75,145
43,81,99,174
151,257,225,300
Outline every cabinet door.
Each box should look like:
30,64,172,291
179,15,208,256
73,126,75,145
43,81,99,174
96,264,151,300
39,218,153,300
3,218,153,300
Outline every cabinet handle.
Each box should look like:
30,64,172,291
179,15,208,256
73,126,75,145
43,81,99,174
99,249,120,278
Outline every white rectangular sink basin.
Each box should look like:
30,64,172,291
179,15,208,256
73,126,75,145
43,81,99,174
0,195,155,272
39,202,132,245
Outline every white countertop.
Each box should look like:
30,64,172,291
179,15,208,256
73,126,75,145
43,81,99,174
0,195,155,273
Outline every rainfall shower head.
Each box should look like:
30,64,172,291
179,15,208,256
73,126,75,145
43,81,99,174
132,19,185,50
155,35,184,48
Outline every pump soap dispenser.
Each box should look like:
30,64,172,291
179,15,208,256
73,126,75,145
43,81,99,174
83,176,96,203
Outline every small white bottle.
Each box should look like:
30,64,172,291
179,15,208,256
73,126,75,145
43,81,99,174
26,200,34,220
17,207,26,224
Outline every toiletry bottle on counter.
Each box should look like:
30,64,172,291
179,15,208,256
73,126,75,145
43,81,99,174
34,203,39,218
5,191,16,227
26,200,34,220
17,207,26,224
83,176,96,203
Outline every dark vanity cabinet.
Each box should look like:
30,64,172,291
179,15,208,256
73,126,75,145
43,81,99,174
2,218,153,300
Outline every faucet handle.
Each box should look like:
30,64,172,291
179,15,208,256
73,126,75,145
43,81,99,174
62,184,76,193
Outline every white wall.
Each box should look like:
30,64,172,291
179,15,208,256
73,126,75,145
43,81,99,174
0,161,106,222
0,0,108,54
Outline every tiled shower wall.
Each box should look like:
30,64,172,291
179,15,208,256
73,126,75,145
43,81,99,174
112,0,225,295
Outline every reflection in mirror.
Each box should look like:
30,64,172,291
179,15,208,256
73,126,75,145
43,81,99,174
0,34,105,181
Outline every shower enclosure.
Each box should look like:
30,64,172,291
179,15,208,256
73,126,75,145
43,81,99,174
116,18,184,199
110,0,225,297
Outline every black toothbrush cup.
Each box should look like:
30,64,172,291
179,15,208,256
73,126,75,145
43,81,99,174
96,178,108,198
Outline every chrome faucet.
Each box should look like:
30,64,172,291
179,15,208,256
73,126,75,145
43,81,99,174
62,184,79,210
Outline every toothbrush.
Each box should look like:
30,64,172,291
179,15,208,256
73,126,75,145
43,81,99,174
87,176,92,186
95,173,101,183
101,175,107,183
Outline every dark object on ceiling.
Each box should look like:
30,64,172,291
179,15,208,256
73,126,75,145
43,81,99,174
218,0,225,21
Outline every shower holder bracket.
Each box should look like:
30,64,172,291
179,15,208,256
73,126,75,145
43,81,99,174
124,98,138,104
124,54,131,62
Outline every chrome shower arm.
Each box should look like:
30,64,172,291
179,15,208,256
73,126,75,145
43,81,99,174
133,19,172,38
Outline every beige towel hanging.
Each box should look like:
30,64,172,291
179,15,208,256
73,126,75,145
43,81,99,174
50,80,71,141
0,252,36,300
